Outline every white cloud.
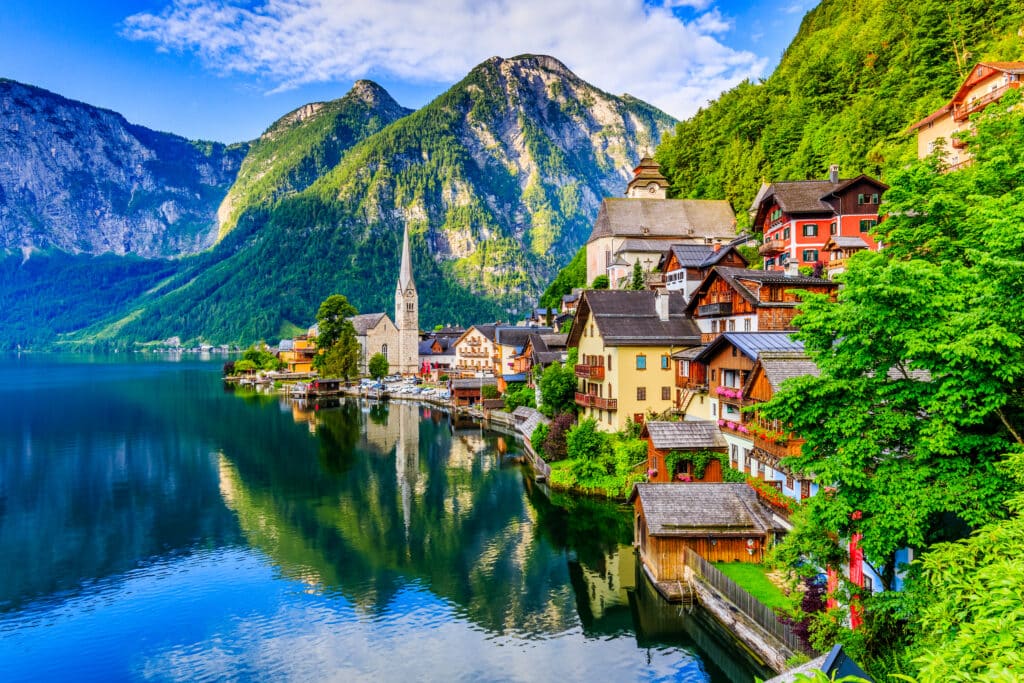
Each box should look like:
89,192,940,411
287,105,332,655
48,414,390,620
122,0,767,119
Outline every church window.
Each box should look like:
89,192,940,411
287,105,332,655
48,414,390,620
406,303,414,311
382,344,388,356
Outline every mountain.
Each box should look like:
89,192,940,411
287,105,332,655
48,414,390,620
0,79,247,258
79,54,676,346
216,79,414,238
654,0,1024,223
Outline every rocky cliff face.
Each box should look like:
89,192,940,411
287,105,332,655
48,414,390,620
0,79,246,258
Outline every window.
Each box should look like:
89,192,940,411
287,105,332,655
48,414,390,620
857,193,865,205
802,249,818,262
743,318,752,332
783,227,791,240
728,320,736,332
802,223,818,237
710,369,716,381
860,219,877,233
381,343,388,356
765,258,774,268
637,387,646,401
871,193,879,204
679,360,690,377
406,302,414,311
661,387,670,401
607,354,612,371
711,402,716,417
830,221,837,235
636,354,646,370
661,355,670,370
786,474,794,489
722,369,738,387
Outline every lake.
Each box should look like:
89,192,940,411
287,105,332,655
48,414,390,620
0,355,770,682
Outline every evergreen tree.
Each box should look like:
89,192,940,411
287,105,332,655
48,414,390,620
630,259,644,290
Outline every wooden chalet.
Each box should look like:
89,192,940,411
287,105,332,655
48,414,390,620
512,332,567,385
641,420,726,483
822,235,869,278
685,267,837,343
657,241,748,302
630,483,785,576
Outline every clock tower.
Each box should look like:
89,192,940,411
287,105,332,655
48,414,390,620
625,156,670,199
395,225,419,375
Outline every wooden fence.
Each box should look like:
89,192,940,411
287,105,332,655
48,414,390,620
683,547,811,655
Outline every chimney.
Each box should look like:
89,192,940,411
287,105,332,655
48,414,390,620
713,238,722,253
655,289,670,321
828,164,839,184
785,260,800,278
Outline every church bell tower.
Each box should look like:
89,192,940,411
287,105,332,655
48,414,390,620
395,226,419,375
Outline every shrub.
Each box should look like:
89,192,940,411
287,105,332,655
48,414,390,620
481,384,500,399
543,413,574,461
531,422,549,456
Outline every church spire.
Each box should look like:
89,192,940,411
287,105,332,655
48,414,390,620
398,225,415,291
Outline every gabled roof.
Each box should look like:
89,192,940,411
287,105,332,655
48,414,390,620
671,345,706,361
451,377,498,389
278,339,295,351
661,243,749,271
642,420,726,450
629,483,783,537
587,198,736,244
568,290,701,347
951,61,1024,104
694,332,804,364
686,267,836,313
751,175,888,222
495,326,539,349
823,236,869,250
350,312,391,335
755,351,820,392
616,238,676,254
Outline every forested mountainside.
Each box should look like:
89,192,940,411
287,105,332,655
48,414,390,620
79,55,675,346
655,0,1024,224
0,79,247,257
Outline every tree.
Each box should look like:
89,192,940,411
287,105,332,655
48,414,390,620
630,259,644,290
313,294,360,380
543,412,574,461
590,275,609,290
481,384,500,400
539,349,578,417
368,352,389,380
503,382,536,412
760,95,1024,675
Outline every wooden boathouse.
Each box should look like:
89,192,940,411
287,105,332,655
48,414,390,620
630,483,785,578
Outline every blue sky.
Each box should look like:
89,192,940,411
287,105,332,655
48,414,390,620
0,0,815,144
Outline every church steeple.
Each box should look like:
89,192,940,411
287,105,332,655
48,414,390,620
398,225,416,292
395,225,419,375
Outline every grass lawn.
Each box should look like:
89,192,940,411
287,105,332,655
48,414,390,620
712,562,796,612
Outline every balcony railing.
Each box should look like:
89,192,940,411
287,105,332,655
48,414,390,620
460,350,490,358
575,364,605,380
574,392,617,410
698,301,732,317
753,434,804,460
759,239,786,256
953,83,1017,121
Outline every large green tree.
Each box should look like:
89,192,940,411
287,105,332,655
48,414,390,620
539,349,578,417
761,93,1024,675
313,294,360,380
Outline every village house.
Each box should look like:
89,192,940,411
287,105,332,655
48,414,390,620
511,332,568,387
452,325,500,376
750,167,888,270
585,158,737,287
568,289,701,432
655,240,749,302
685,267,837,343
560,290,581,314
671,346,713,420
493,326,540,392
450,376,498,407
277,332,317,373
641,420,727,484
908,62,1024,170
821,235,870,279
631,484,786,578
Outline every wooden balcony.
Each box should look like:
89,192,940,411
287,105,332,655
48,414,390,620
759,239,786,256
953,83,1018,121
460,350,490,358
698,301,732,316
574,392,617,410
575,364,605,380
753,434,804,460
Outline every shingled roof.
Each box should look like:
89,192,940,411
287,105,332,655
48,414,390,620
756,351,820,392
629,483,783,537
643,420,726,450
587,198,736,243
350,312,390,335
569,290,701,347
694,332,804,363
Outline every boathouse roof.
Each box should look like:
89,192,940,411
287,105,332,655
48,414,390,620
642,420,726,450
629,483,782,537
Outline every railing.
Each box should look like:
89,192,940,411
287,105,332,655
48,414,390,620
759,239,786,256
754,434,804,460
575,364,605,380
953,83,1017,121
574,392,617,410
460,350,490,358
698,301,732,316
682,548,810,655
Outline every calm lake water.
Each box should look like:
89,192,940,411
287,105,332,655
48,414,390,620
0,355,770,682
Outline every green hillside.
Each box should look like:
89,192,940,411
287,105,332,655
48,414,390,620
655,0,1024,224
78,55,674,346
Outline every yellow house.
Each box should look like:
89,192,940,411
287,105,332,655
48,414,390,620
567,290,701,432
278,335,317,373
908,62,1024,170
